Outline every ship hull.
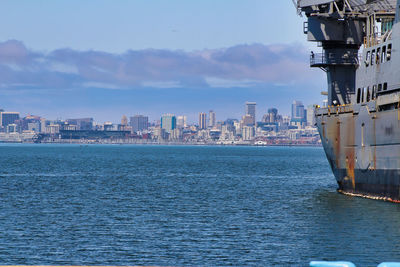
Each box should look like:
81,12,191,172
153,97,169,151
316,102,400,202
334,168,400,201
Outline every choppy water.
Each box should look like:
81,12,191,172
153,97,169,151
0,144,399,266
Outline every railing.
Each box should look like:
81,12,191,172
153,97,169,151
310,52,360,67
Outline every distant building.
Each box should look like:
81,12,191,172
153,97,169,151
176,115,187,129
199,112,207,130
66,118,93,130
291,101,306,121
246,102,256,125
40,118,49,133
28,122,40,132
291,101,307,128
121,115,128,126
130,115,149,132
267,108,278,123
241,114,254,127
6,124,18,133
242,126,255,141
209,110,216,128
161,114,176,133
103,122,114,131
0,112,20,128
307,105,316,126
45,124,60,134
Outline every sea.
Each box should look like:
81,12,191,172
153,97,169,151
0,144,400,266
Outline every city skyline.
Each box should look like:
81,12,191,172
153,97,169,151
0,1,325,122
0,99,319,145
0,100,318,125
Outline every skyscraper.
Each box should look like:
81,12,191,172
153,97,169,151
291,101,305,121
161,114,176,133
199,112,207,129
291,101,307,128
0,112,20,127
209,110,216,128
245,102,256,125
130,115,149,132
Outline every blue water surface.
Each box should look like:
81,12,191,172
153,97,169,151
0,144,399,266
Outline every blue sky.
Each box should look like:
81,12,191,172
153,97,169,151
0,0,324,122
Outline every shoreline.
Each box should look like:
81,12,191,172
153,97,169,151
0,140,322,147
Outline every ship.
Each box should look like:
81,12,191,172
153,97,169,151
295,0,400,201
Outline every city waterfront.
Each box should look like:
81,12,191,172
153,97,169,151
1,144,399,266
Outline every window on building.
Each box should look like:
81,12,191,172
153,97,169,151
363,87,368,102
382,46,387,63
367,87,371,102
378,84,382,92
371,50,375,65
383,82,388,91
387,44,392,61
366,51,370,66
357,88,361,103
377,48,381,64
372,85,377,100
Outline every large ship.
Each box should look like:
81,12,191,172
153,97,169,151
296,0,400,201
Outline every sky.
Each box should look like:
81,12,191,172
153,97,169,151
0,0,325,123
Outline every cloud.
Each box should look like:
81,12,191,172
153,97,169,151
0,40,315,90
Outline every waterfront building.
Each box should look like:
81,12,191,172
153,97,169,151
0,112,20,127
45,124,60,134
6,124,18,133
63,124,78,131
171,128,183,140
28,122,40,132
66,118,93,130
161,114,176,133
199,112,207,130
103,122,114,131
242,126,255,141
209,110,216,128
245,102,256,125
130,115,148,132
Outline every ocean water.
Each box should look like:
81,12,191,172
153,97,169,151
0,144,399,266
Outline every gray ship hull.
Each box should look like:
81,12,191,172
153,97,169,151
316,101,400,202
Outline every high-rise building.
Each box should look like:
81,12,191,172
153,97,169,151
245,102,256,125
199,112,207,129
291,101,306,121
307,105,316,126
268,108,278,123
209,110,216,128
176,116,187,129
130,115,149,132
161,114,176,133
242,114,254,127
0,112,20,127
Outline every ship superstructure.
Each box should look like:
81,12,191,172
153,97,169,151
297,0,400,201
